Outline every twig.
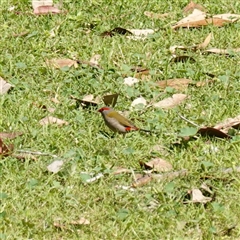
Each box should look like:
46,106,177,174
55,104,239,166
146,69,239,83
178,114,200,127
16,150,58,158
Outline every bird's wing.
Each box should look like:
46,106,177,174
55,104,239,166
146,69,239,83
107,111,135,127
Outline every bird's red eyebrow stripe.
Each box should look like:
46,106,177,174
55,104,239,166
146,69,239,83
98,107,111,112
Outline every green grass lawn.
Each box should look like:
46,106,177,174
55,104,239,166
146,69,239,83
1,0,240,239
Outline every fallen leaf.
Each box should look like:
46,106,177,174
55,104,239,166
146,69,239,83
144,11,169,19
132,174,152,188
12,31,29,37
214,115,240,133
169,45,189,54
0,77,12,94
173,10,240,29
157,78,192,90
32,0,53,9
183,1,206,14
47,160,64,173
171,55,195,63
197,33,212,49
34,5,63,15
205,48,240,55
112,167,131,175
130,66,149,73
89,54,101,65
70,217,90,225
197,127,231,139
39,116,69,126
141,158,173,172
131,97,147,107
187,188,212,203
12,153,37,161
103,93,118,107
195,79,215,87
0,132,23,139
128,29,155,36
153,94,187,109
70,95,99,109
76,59,102,69
152,169,188,181
101,27,132,37
51,97,60,104
46,59,78,68
0,138,14,157
123,77,139,86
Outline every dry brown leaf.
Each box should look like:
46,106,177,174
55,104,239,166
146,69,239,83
173,10,240,29
144,11,169,19
112,167,132,175
0,138,14,157
187,188,212,203
39,116,69,126
205,48,240,55
12,31,29,37
0,132,23,139
153,94,187,109
157,78,192,90
32,0,53,9
197,127,231,139
103,93,118,107
46,59,78,68
195,79,215,87
0,77,12,94
70,217,90,225
142,158,173,172
214,115,240,133
183,1,206,14
152,169,188,181
132,174,152,188
197,33,212,49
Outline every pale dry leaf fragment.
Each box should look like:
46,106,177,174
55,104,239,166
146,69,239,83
188,188,212,203
89,54,101,65
82,94,94,102
173,9,206,29
123,77,139,86
153,94,187,109
128,29,155,36
214,115,240,132
169,45,189,54
46,59,78,68
197,33,212,49
112,167,132,175
205,48,240,55
144,11,169,19
143,158,173,172
39,116,69,126
47,160,64,173
34,5,62,15
85,173,104,183
103,93,118,107
71,217,90,225
0,132,23,139
32,0,53,9
157,78,192,91
131,97,147,107
213,13,240,22
0,77,12,94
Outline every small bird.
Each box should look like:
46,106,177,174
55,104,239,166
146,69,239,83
98,106,151,134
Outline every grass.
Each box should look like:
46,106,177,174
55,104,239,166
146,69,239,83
1,0,240,239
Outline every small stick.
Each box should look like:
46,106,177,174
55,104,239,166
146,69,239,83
16,150,58,158
178,114,200,127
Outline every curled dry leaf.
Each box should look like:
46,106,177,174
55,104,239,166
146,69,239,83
183,1,206,14
103,93,118,107
0,77,12,94
47,160,64,173
39,116,69,126
0,132,23,140
144,11,169,19
132,174,152,188
197,127,231,139
205,48,240,55
173,9,240,29
141,158,173,172
157,78,192,91
123,77,139,86
112,167,132,175
187,188,212,203
214,115,240,133
153,94,187,109
46,59,78,68
131,97,147,107
0,138,14,157
197,33,212,49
